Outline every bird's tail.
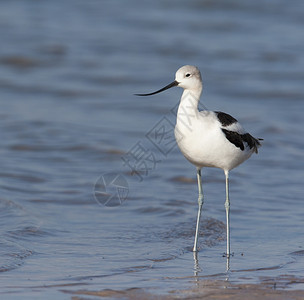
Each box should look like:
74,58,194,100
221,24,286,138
254,138,263,154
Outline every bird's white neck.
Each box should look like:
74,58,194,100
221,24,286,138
176,88,202,132
180,88,202,107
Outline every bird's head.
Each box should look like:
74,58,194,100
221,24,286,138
135,65,202,96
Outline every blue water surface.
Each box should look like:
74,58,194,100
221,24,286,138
0,0,303,299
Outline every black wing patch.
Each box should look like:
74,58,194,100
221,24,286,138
216,111,238,127
222,129,245,150
222,129,261,153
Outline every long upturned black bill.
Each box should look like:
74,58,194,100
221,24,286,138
135,80,179,96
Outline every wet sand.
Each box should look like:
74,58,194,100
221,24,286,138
64,275,304,299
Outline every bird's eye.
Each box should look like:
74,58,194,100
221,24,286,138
185,73,191,77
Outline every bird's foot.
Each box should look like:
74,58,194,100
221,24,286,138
222,252,234,258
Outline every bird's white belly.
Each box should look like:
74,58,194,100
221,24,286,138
175,119,252,171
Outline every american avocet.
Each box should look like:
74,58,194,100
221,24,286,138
136,65,262,257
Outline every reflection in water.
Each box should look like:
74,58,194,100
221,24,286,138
193,252,201,277
193,251,230,281
226,256,230,273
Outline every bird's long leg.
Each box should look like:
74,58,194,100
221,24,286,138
224,170,231,257
193,168,204,252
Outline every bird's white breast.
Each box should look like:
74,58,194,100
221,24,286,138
175,110,253,171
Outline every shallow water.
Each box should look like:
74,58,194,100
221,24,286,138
0,0,304,298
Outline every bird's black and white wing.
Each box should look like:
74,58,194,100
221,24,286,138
215,111,261,153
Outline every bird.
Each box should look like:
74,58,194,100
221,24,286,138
135,65,262,257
